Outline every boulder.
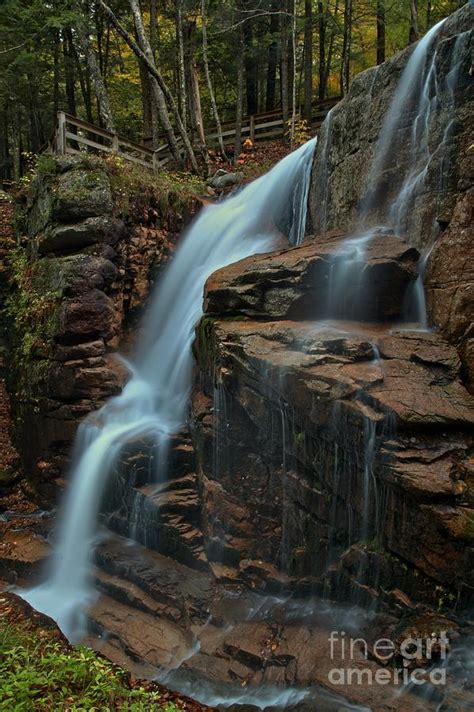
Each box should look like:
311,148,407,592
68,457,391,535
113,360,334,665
58,289,117,341
39,216,126,254
208,170,243,190
52,167,113,221
204,231,419,321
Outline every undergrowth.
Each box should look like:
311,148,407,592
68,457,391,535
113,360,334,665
0,617,181,711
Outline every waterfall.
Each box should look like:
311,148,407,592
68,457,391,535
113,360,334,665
21,138,317,639
362,18,446,221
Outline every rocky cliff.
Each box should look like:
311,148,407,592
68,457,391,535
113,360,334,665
4,155,203,487
2,7,474,706
192,233,474,612
309,3,474,388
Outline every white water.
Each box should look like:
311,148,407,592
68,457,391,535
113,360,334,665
22,138,317,639
363,18,446,219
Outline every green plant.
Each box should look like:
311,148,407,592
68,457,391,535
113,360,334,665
285,117,311,147
0,620,180,711
4,249,59,364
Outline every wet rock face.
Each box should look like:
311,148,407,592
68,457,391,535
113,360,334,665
192,236,474,611
7,157,202,486
308,4,473,248
204,231,419,322
425,188,474,391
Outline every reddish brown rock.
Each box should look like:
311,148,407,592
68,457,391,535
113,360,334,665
426,188,474,391
204,231,419,322
192,317,474,606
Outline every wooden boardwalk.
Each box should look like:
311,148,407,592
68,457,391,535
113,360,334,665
52,96,339,171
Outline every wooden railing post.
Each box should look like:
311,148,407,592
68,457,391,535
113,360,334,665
57,111,66,155
249,115,255,142
112,133,119,153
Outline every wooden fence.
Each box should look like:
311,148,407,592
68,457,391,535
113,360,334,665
52,96,340,171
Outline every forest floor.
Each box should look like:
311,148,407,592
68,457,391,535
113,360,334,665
209,139,293,184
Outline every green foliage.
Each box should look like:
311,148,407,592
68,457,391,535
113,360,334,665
101,154,207,223
3,249,60,365
285,117,312,147
0,620,179,711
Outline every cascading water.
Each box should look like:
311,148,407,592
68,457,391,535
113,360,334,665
360,17,470,329
21,138,318,639
362,18,446,222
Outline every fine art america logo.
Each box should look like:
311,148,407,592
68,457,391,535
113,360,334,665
328,630,449,687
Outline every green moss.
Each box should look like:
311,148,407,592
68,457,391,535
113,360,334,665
462,510,474,540
3,249,61,388
194,316,217,368
102,154,206,225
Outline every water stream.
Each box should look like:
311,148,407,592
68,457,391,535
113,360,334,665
22,138,318,639
18,11,471,707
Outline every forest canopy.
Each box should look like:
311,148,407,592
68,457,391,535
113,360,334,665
0,0,465,181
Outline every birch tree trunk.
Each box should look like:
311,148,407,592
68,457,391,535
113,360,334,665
128,0,181,162
201,0,226,158
340,0,352,96
266,1,279,112
303,0,313,122
175,0,187,131
376,0,386,65
290,0,297,146
281,8,289,124
98,0,200,173
234,25,245,164
76,10,115,132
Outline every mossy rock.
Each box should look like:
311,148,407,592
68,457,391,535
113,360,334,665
52,168,113,222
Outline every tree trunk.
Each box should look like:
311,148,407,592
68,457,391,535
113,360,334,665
290,0,297,146
244,13,258,115
201,0,226,158
53,31,60,121
189,60,206,148
317,1,326,99
426,0,432,28
128,0,182,163
234,24,245,164
139,61,153,146
409,0,419,44
340,0,352,96
281,8,289,123
376,0,386,65
303,0,313,121
175,0,187,131
75,9,115,132
98,0,200,173
0,109,10,184
71,36,94,123
11,109,21,182
63,29,77,116
323,0,339,96
266,1,279,112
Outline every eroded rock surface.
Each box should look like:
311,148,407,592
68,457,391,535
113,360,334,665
193,234,474,612
204,231,419,322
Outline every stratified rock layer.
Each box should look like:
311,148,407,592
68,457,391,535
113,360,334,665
192,233,474,611
204,231,418,321
6,157,202,485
